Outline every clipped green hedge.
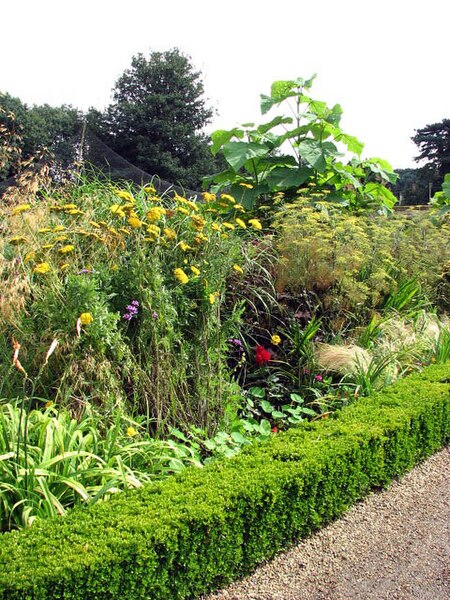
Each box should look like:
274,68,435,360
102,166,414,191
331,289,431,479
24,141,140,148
0,364,448,599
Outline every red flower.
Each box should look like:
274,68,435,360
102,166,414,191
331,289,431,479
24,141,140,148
255,345,271,365
271,426,278,433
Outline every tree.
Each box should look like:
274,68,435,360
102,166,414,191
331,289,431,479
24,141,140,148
391,167,432,205
412,119,450,186
88,48,217,189
0,92,83,181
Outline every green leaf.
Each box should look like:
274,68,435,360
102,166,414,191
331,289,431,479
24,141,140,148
222,141,270,172
256,115,293,134
210,128,244,155
334,132,364,156
259,419,272,434
271,411,285,419
289,393,304,404
298,139,335,172
260,400,274,413
230,431,247,445
266,166,312,190
248,386,265,399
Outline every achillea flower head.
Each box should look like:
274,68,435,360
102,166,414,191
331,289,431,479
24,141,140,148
271,334,282,346
174,268,189,285
59,245,75,254
33,262,51,274
79,312,94,325
12,204,32,215
248,218,263,230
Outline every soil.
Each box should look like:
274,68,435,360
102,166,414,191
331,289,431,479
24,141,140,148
203,447,450,600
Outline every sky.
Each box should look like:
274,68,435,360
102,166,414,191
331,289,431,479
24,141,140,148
1,0,449,170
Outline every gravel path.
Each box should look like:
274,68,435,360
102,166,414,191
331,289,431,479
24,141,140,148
204,447,450,600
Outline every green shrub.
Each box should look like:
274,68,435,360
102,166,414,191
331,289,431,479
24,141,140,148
0,363,447,599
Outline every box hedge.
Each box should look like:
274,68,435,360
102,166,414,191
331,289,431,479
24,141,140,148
0,363,448,599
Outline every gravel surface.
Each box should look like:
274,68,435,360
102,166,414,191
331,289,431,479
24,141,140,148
203,447,450,600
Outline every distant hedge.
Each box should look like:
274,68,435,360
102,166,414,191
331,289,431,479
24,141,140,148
0,364,448,599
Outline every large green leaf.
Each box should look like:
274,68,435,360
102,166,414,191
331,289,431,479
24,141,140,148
222,141,270,172
334,132,364,156
210,128,244,155
260,76,316,114
298,139,339,172
362,158,398,184
256,115,293,134
266,166,312,190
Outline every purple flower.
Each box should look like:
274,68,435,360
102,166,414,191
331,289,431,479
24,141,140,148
228,338,244,348
126,305,139,314
122,313,133,321
131,300,139,307
314,374,323,382
151,311,159,319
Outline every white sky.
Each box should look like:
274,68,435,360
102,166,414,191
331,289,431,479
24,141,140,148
1,0,449,169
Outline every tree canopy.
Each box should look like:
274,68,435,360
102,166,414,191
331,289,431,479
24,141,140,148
0,93,83,181
88,48,217,189
412,119,450,184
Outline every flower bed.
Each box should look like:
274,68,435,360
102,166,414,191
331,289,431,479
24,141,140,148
0,363,448,599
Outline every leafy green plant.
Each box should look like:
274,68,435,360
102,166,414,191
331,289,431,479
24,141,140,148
0,400,201,532
205,76,398,212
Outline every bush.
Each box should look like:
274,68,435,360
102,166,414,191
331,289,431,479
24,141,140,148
0,363,447,599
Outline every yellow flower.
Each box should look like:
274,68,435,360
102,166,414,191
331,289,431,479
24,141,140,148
109,204,126,218
179,241,192,252
190,265,201,276
126,426,137,437
59,245,75,254
9,236,26,245
61,204,77,210
234,204,245,212
60,263,70,271
68,209,84,216
24,251,35,263
118,228,131,235
53,225,66,232
271,334,282,346
90,221,101,228
34,262,51,274
128,216,143,228
146,224,161,238
222,222,235,230
163,227,177,240
235,218,247,229
248,218,263,230
12,204,31,215
191,215,205,230
209,293,216,305
174,268,189,285
176,206,190,216
221,194,235,204
192,235,203,246
202,192,216,202
233,264,244,274
42,243,55,250
115,190,135,203
55,235,68,242
143,184,156,194
239,182,253,189
146,207,166,222
38,228,52,233
79,312,94,325
211,223,221,232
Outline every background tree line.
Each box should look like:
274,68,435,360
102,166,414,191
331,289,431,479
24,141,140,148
1,47,449,200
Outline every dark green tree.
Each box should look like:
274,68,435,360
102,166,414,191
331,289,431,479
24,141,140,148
412,119,450,186
391,167,433,205
87,48,216,189
0,92,83,181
